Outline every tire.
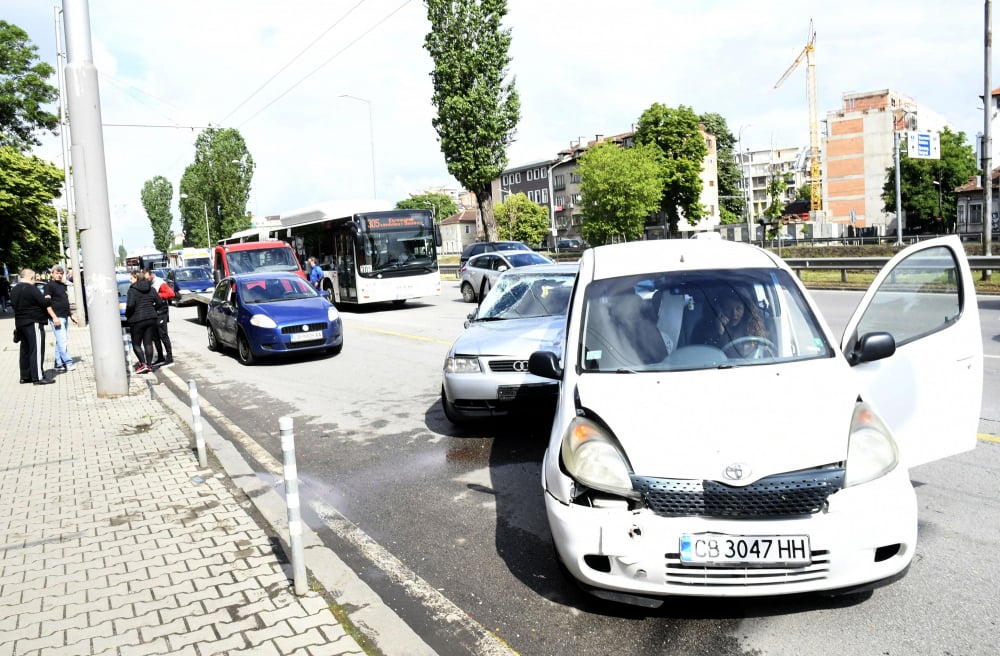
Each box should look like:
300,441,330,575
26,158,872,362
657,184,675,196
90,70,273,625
236,331,256,365
207,324,220,352
440,386,467,425
461,282,477,303
196,304,208,325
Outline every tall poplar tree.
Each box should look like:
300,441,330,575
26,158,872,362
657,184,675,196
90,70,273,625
179,127,254,246
140,176,175,253
424,0,520,241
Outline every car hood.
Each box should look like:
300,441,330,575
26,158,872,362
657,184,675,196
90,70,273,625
451,315,565,357
248,297,333,323
574,358,854,484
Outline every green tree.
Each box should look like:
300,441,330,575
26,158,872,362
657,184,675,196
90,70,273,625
0,21,59,151
881,127,978,234
179,127,254,246
796,182,811,201
700,112,741,223
395,192,458,222
764,176,786,223
424,0,520,242
117,243,127,267
495,193,548,245
140,176,175,253
0,147,63,269
635,104,707,233
577,141,666,245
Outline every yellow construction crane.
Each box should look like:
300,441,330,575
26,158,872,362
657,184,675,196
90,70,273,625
774,19,821,213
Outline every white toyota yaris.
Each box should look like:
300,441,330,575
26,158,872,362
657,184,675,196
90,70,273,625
527,236,982,607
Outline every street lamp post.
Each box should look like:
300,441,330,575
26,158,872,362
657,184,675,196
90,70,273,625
737,124,752,242
180,193,211,248
338,94,376,199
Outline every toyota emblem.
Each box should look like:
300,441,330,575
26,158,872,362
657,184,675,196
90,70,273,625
723,463,751,481
512,360,529,372
301,324,310,331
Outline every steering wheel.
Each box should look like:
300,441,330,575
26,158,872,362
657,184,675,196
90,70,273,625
722,336,777,358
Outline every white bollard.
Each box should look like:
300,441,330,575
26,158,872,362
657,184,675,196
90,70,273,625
122,328,132,379
188,379,207,468
280,416,307,596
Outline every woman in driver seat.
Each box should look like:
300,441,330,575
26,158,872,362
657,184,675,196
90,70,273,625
695,289,769,355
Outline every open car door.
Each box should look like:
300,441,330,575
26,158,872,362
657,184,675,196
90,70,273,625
840,236,982,469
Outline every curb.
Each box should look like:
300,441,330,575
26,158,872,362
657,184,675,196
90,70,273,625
152,367,437,656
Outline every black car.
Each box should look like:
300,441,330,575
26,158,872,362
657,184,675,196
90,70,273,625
459,241,532,266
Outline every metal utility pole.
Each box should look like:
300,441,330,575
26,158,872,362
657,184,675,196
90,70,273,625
62,0,128,395
985,0,993,259
895,130,903,246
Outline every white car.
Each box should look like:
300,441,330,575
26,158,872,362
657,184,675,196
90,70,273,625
527,236,981,607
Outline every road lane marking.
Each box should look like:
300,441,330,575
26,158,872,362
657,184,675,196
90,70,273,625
157,366,515,655
979,433,1000,444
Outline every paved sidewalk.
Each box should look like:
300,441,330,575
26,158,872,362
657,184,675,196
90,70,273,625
0,323,367,656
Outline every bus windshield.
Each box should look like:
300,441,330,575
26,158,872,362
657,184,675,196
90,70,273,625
358,223,438,276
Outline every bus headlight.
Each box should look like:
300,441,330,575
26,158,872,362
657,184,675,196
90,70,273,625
445,356,482,374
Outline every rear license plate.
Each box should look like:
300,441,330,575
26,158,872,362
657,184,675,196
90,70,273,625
290,330,323,343
679,533,810,566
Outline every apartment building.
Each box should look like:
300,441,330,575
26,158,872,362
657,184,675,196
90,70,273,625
735,146,809,223
823,89,949,231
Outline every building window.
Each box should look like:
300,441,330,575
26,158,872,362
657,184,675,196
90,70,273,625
554,174,565,189
465,224,470,234
515,172,521,183
958,204,966,226
540,168,547,179
542,189,548,203
970,204,983,224
570,172,582,184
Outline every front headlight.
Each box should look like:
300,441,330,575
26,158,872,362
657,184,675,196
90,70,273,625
250,314,277,329
328,306,339,322
844,402,899,487
561,417,637,498
444,355,482,374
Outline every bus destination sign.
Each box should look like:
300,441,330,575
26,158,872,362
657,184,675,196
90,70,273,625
365,215,425,229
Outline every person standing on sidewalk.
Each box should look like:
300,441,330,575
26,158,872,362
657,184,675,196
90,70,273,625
0,275,10,312
145,268,175,367
44,265,79,371
125,270,163,374
10,268,60,385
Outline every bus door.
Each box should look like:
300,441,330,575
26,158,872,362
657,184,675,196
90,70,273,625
334,230,357,303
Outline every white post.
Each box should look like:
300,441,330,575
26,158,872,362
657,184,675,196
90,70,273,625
188,379,207,468
280,416,307,595
894,130,903,246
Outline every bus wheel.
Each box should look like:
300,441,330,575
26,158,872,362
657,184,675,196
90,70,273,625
461,282,476,303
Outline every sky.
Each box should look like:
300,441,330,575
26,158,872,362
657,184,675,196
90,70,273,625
6,0,992,253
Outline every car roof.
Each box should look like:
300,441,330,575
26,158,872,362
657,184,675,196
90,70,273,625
583,239,781,280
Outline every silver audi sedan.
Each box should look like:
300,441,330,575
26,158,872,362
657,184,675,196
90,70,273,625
442,263,578,425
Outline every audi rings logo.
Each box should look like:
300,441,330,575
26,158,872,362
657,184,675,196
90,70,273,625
511,360,530,372
723,463,751,481
301,324,310,331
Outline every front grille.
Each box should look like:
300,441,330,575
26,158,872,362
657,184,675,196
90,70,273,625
489,359,529,373
663,550,831,587
631,467,844,519
281,322,328,335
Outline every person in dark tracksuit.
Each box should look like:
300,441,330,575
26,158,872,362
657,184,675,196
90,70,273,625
11,268,61,385
125,270,163,374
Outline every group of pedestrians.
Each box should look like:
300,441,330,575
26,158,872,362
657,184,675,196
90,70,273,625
8,263,179,386
10,266,77,385
126,267,175,374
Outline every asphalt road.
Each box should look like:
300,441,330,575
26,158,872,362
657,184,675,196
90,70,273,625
158,287,1000,656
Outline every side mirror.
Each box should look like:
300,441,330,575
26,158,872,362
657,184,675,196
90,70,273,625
848,332,896,365
497,265,508,272
528,351,562,380
464,308,478,329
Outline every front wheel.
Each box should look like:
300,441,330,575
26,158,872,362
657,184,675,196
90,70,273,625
461,282,476,303
441,386,467,426
236,331,256,365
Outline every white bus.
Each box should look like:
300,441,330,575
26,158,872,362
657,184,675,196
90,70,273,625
273,202,441,306
169,247,211,269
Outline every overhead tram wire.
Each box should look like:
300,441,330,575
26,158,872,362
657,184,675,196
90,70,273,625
236,0,414,128
220,0,370,125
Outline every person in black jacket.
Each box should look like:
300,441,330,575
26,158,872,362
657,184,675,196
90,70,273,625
44,265,79,371
11,268,61,385
125,270,163,374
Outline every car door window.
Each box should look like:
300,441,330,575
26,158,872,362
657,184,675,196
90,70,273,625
855,245,961,348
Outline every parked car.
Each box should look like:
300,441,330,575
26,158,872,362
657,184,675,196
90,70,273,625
166,266,214,306
527,236,981,607
459,240,533,266
205,272,343,365
459,250,553,303
116,273,131,325
556,238,588,252
442,263,578,425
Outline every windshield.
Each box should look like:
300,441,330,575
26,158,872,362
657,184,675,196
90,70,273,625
229,247,300,274
579,268,832,372
185,257,211,268
477,272,576,320
239,276,319,303
176,267,211,282
360,226,438,276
